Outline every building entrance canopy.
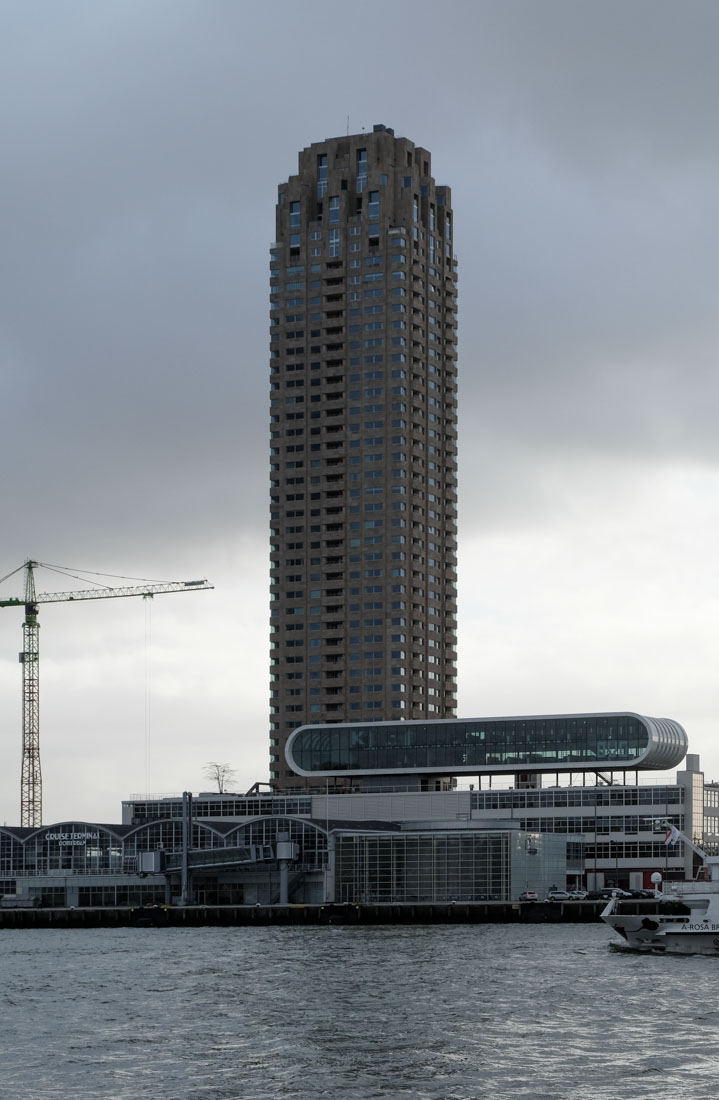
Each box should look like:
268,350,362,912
285,712,688,778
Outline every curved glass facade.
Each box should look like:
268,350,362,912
226,817,327,870
0,820,227,876
285,713,688,777
2,822,126,876
0,817,328,877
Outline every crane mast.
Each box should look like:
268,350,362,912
1,560,213,828
20,562,41,828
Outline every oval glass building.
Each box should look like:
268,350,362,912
285,713,688,779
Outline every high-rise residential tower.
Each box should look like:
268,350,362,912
269,125,458,789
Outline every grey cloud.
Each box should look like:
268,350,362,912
441,1,719,170
3,1,719,817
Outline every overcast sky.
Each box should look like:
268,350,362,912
2,0,719,824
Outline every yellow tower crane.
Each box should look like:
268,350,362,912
0,560,213,827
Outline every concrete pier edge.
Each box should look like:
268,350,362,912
0,899,682,928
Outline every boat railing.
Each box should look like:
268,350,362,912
665,881,718,896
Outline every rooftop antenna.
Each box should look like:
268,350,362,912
346,115,349,136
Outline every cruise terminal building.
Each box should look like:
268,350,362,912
3,711,714,910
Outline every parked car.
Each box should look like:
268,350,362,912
569,889,588,900
600,888,632,899
518,890,539,903
546,890,573,902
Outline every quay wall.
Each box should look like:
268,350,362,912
0,900,674,929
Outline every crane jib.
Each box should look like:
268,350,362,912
0,562,213,828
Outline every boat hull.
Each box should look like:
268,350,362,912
602,903,719,955
609,930,719,955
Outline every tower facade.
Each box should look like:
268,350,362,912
269,125,458,789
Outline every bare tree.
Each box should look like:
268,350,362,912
203,761,237,794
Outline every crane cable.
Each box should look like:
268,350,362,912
0,562,27,587
144,595,152,797
36,562,168,588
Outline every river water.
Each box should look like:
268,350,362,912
2,922,718,1099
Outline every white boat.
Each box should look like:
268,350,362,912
601,821,719,955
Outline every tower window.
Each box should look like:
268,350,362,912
356,148,367,192
317,154,328,197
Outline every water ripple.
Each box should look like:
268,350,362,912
2,923,719,1098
